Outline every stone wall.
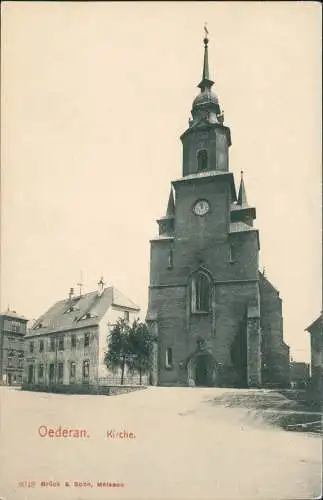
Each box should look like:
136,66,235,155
259,273,290,388
21,383,147,396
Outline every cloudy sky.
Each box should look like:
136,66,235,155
1,2,321,361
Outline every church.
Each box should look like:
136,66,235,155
146,32,290,389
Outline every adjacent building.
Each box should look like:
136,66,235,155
0,310,28,385
306,313,323,401
146,33,290,388
289,361,310,389
23,280,140,391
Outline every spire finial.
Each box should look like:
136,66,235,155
237,171,248,206
204,22,209,44
166,187,175,216
198,24,214,90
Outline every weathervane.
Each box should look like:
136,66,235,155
204,22,209,40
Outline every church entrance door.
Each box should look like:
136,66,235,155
194,354,213,386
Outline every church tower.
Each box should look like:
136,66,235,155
147,31,289,388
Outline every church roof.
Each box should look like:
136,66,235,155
172,171,237,200
229,222,257,233
166,188,175,216
150,235,174,242
237,171,248,206
26,287,140,337
193,89,219,108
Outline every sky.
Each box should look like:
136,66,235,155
1,2,321,362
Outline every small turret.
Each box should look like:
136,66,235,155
157,188,175,236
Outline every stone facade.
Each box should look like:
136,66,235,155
146,34,290,388
306,313,323,403
0,311,28,385
23,285,141,392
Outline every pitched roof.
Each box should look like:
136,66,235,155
0,310,28,321
305,313,322,333
229,222,256,233
26,287,140,337
258,270,280,295
237,175,248,206
172,171,237,201
166,188,175,216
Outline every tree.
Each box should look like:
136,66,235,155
104,318,130,385
127,320,151,385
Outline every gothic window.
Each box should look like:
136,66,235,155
166,347,173,368
84,333,90,348
191,272,210,313
197,149,208,171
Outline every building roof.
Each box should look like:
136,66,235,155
305,313,322,333
26,287,140,337
229,222,257,233
150,235,174,242
172,171,237,201
258,270,280,295
0,310,28,321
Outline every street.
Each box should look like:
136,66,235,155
0,386,321,500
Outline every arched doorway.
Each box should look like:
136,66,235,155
195,355,209,386
187,353,216,387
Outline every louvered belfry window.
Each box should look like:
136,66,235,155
197,149,208,171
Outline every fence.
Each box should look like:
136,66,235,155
98,373,149,386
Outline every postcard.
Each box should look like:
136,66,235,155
0,2,322,500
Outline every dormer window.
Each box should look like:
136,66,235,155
197,149,208,171
80,312,92,320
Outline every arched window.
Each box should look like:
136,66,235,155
191,272,210,312
197,149,208,171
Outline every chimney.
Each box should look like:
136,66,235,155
97,277,105,297
69,287,74,302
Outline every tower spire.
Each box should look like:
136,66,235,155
166,188,175,216
198,24,214,90
237,170,248,206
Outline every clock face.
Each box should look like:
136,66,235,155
193,199,210,216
